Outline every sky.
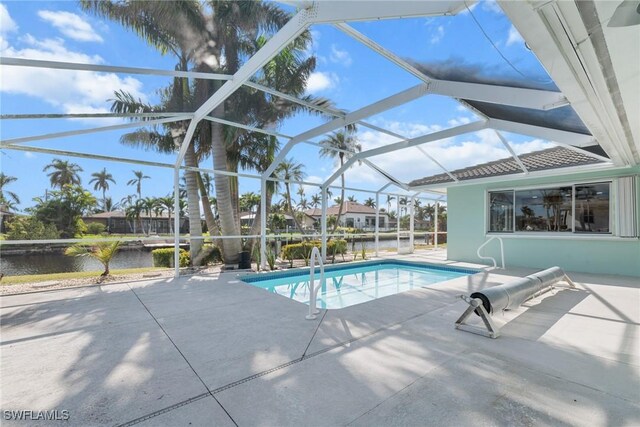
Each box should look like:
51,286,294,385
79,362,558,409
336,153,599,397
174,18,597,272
0,0,559,212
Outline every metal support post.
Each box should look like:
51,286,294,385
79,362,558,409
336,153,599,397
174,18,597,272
396,195,400,253
173,167,180,278
321,186,328,262
260,178,267,270
409,196,415,253
375,191,380,257
435,201,439,249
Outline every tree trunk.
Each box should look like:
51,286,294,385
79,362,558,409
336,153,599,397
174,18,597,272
211,119,242,264
331,156,346,235
197,172,219,238
184,145,204,264
249,187,273,250
285,183,305,234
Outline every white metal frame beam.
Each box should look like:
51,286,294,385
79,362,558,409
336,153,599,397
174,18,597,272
488,118,596,147
1,115,192,145
334,23,567,110
0,57,232,81
323,121,487,188
263,83,430,177
494,130,528,174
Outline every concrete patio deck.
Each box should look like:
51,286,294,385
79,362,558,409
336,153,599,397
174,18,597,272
1,250,638,426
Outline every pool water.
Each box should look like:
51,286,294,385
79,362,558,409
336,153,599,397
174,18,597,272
241,261,478,309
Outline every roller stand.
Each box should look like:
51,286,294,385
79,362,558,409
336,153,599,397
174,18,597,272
455,295,501,339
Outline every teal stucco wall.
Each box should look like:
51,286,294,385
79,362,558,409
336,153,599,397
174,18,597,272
447,168,640,277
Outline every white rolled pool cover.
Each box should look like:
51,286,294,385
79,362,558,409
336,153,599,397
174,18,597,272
470,267,568,315
455,266,576,338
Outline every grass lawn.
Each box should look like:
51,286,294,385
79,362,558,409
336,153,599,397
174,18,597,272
1,267,167,285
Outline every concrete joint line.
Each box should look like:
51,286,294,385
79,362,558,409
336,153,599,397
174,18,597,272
118,296,442,426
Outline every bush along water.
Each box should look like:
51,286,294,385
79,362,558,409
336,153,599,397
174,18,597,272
281,240,347,266
151,245,222,268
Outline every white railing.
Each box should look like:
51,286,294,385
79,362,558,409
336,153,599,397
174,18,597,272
306,246,325,320
477,236,505,269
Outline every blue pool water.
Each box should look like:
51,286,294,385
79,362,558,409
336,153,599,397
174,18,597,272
241,261,478,309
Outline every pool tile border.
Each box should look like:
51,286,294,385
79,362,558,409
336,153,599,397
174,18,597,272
239,259,480,283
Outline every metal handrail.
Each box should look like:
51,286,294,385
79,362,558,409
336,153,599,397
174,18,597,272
477,236,505,269
306,247,325,320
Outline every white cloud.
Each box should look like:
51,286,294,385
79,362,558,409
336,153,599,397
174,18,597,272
0,35,146,120
0,3,17,33
447,116,472,127
430,25,445,44
506,25,524,47
38,10,103,43
24,152,35,158
329,44,352,66
306,71,339,94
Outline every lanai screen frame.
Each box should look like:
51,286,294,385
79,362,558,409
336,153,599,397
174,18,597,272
0,0,614,276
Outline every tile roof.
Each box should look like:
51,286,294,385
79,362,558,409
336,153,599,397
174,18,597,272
305,201,386,217
409,146,604,187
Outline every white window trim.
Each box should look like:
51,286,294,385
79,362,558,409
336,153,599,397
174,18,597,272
485,178,617,238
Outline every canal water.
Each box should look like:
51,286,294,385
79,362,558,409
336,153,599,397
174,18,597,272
0,236,436,276
1,249,154,276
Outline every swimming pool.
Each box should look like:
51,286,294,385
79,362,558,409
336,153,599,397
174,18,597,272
241,260,478,309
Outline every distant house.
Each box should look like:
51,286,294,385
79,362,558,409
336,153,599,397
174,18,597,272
0,206,16,233
82,211,189,234
305,201,389,231
239,212,315,232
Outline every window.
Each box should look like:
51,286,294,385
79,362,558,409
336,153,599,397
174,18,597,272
515,186,572,232
574,183,610,233
488,182,611,234
488,191,514,232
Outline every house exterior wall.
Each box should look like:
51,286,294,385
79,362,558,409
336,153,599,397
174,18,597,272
447,167,640,277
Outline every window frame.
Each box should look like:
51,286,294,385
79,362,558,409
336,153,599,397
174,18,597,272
486,179,614,237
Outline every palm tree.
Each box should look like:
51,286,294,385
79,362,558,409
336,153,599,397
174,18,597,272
84,0,319,264
347,195,358,202
0,173,20,207
309,194,321,209
319,129,362,234
157,196,174,234
364,197,376,209
127,170,150,200
65,241,121,277
386,194,396,216
89,168,116,204
101,196,120,213
43,159,83,189
275,158,306,234
125,199,144,235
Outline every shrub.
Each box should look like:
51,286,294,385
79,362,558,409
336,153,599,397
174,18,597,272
281,239,347,260
201,244,222,264
6,216,59,240
86,222,106,235
152,248,190,268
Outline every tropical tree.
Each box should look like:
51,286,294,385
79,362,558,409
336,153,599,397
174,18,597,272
127,170,150,200
43,159,83,189
0,173,20,207
89,168,116,205
386,194,396,215
319,129,361,234
83,0,323,264
347,195,358,203
157,196,175,234
364,197,376,209
65,241,122,277
28,185,97,238
101,196,120,213
310,194,321,209
275,158,306,234
125,199,145,235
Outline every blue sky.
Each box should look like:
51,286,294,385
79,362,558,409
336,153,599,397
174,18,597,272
0,0,557,211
